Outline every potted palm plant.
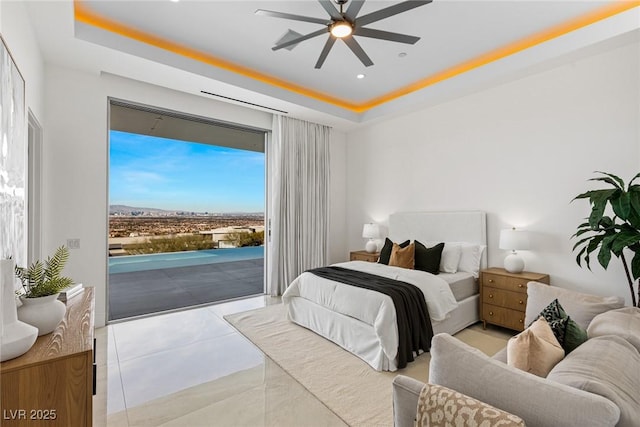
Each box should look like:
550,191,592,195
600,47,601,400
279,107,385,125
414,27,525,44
572,171,640,307
14,246,74,335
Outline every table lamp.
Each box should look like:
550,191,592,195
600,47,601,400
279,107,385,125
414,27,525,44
362,223,381,253
499,227,530,273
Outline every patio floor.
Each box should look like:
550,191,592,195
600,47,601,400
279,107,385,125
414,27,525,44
108,258,264,320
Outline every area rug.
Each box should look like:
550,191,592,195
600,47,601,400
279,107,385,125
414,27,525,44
225,304,508,427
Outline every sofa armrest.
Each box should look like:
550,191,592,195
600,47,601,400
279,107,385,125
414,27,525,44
429,334,620,427
392,375,424,427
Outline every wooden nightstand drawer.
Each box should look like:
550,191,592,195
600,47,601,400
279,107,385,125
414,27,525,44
350,250,380,263
480,268,549,331
482,286,527,312
482,304,526,331
482,273,529,294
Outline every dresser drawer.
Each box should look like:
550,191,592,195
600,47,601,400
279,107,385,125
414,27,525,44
482,273,529,294
482,304,526,331
482,286,527,312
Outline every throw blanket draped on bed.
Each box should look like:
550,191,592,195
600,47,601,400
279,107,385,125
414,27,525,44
307,266,433,369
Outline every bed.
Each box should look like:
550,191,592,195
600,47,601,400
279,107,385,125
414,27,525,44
282,211,487,371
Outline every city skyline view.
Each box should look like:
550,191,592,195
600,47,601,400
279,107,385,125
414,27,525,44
109,130,265,213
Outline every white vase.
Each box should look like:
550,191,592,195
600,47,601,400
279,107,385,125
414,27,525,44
0,259,38,362
18,293,66,336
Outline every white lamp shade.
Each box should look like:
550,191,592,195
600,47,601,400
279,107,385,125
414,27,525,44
499,228,530,251
362,223,381,239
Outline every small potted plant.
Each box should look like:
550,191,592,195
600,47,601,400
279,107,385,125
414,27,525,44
14,246,74,335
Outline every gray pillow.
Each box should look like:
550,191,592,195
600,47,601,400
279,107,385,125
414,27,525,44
525,282,625,329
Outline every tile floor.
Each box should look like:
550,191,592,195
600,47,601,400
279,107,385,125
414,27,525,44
93,297,512,427
93,296,347,427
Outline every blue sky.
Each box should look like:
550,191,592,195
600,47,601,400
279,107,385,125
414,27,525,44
109,131,264,213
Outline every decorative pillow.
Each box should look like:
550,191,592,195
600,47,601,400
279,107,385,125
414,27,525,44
414,241,444,274
457,243,486,277
546,316,589,354
439,243,462,273
389,242,415,269
507,317,565,377
416,383,526,427
378,238,410,265
538,299,588,353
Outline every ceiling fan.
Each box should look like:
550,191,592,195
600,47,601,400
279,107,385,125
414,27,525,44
256,0,432,69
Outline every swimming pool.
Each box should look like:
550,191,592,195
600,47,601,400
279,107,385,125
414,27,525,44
108,246,264,274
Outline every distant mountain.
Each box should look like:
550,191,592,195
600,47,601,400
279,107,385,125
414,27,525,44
109,205,173,215
109,205,263,216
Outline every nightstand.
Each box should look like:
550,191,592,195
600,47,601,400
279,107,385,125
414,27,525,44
350,250,380,263
480,267,550,331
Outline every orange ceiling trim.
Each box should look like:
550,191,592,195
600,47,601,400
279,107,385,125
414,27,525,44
74,0,638,114
73,0,359,112
359,0,640,112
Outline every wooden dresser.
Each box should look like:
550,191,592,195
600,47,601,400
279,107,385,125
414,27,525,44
1,287,95,426
480,268,549,331
350,250,380,263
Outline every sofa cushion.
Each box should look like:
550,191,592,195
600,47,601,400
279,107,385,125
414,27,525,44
587,307,640,353
507,317,564,377
547,335,640,427
429,333,620,427
525,282,625,329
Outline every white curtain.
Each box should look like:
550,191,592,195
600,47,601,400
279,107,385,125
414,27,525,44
267,115,330,296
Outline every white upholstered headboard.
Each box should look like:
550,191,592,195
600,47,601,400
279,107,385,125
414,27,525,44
388,211,487,269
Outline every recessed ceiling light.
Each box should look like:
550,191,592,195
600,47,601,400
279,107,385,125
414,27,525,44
398,52,407,58
356,74,365,79
170,0,180,3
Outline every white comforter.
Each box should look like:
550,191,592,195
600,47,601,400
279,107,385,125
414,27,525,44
282,261,458,362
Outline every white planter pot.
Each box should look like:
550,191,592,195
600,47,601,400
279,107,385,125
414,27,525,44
18,294,66,336
0,259,38,361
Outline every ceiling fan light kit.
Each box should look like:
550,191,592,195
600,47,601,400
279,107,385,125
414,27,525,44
330,21,353,38
256,0,431,69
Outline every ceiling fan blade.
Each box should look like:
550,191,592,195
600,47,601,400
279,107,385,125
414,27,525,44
315,36,337,69
273,28,328,51
255,9,330,25
356,0,432,26
343,37,373,67
344,0,366,21
354,27,419,44
317,0,343,21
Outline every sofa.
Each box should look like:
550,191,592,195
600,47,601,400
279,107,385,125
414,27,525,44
393,282,640,427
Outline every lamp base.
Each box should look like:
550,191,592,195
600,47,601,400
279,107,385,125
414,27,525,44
504,253,525,274
365,240,377,253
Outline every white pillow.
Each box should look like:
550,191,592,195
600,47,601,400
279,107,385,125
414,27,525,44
458,243,486,277
440,243,462,273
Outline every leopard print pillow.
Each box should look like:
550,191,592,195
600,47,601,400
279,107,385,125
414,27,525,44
416,383,526,427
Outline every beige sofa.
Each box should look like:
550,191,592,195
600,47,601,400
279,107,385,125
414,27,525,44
393,283,640,427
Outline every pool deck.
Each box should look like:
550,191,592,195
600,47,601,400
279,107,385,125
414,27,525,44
108,258,264,320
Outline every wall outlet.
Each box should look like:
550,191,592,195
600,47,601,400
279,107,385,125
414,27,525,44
66,239,80,249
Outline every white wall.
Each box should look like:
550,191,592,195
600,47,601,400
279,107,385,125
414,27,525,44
346,41,640,305
0,1,45,121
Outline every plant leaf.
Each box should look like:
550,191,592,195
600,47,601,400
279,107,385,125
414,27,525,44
593,171,625,189
611,192,631,220
611,228,640,253
598,235,615,268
